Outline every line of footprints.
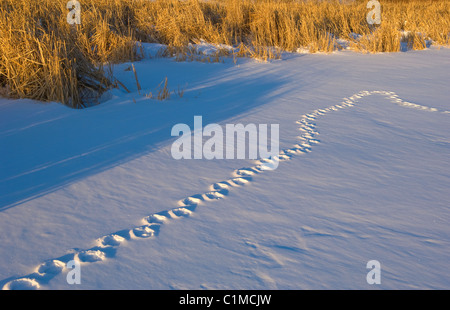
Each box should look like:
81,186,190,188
2,90,447,289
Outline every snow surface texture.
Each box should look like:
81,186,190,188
1,45,449,289
2,90,449,290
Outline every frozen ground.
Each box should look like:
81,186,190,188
0,44,449,290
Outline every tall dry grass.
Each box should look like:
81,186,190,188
0,0,449,107
0,0,140,108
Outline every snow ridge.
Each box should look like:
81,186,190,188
1,90,446,290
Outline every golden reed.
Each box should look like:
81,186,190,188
0,0,448,107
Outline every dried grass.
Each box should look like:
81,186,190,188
1,0,448,107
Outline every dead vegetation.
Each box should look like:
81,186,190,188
0,0,448,107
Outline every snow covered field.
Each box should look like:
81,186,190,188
0,44,449,290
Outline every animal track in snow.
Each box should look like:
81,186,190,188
76,249,107,263
3,278,41,290
2,90,447,290
97,234,127,247
36,260,66,275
